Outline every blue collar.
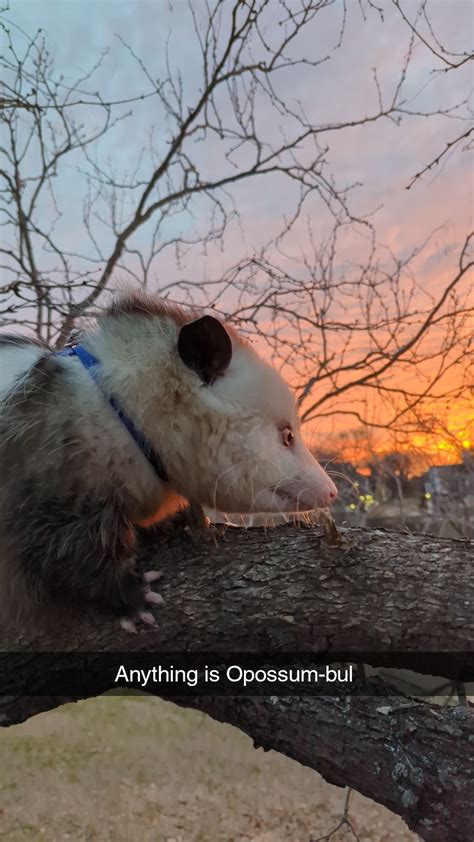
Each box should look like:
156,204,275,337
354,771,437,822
57,345,169,483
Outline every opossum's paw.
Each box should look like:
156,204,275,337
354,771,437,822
143,569,162,585
204,522,226,545
184,517,225,547
119,570,164,634
187,502,209,529
183,502,222,545
120,612,155,634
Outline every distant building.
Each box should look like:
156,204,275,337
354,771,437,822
419,451,474,537
421,452,473,505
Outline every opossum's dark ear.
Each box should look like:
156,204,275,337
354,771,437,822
178,315,232,384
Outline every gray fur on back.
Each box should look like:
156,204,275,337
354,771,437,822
0,342,158,627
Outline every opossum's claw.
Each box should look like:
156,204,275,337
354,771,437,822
137,610,157,626
143,569,164,606
142,570,165,608
143,570,162,584
144,590,165,606
120,617,139,634
119,608,158,634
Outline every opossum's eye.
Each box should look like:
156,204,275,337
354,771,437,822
281,426,295,447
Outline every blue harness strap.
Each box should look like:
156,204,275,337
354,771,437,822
57,345,169,483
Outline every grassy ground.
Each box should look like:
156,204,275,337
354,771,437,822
0,694,416,841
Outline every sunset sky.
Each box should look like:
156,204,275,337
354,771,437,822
4,0,473,467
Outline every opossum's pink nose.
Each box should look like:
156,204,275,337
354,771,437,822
309,475,338,508
275,475,338,511
316,484,338,508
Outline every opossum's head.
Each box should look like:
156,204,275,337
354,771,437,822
167,313,338,514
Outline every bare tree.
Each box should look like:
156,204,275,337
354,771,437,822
210,227,473,440
1,4,472,443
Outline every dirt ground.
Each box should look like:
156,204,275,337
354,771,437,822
0,694,416,842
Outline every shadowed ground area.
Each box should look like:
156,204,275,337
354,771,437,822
0,694,416,841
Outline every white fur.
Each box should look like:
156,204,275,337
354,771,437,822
80,309,338,515
0,345,42,398
0,308,337,519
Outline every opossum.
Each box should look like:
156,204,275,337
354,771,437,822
0,293,337,632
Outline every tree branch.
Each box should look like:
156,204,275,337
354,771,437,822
1,524,472,840
179,687,473,842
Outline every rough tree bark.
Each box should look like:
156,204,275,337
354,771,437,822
0,523,473,841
